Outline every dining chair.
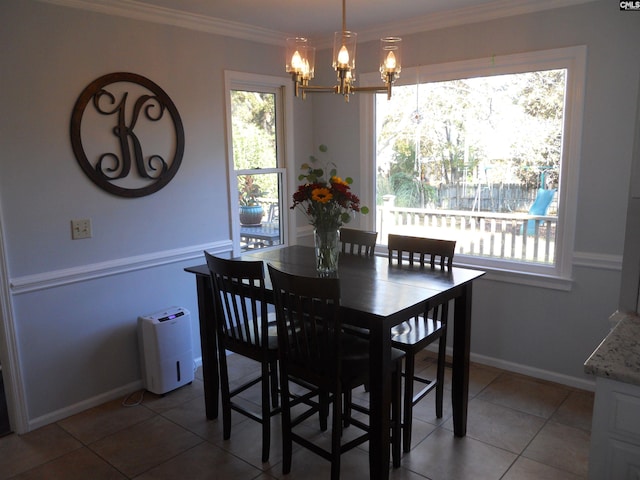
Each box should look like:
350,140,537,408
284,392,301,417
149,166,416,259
204,252,280,463
339,227,378,257
267,264,404,479
387,233,456,452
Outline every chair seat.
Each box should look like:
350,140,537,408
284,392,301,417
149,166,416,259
225,319,279,351
288,332,404,388
390,317,444,348
341,333,405,385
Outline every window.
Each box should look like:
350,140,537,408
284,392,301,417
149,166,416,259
225,72,292,255
361,47,586,285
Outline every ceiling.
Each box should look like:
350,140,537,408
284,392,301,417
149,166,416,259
142,0,503,38
43,0,596,45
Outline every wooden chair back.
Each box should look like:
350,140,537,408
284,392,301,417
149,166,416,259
267,264,342,385
340,228,378,257
205,252,270,354
387,234,456,269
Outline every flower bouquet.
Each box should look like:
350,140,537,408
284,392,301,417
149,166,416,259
291,145,369,273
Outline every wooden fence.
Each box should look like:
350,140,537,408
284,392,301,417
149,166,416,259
377,205,557,265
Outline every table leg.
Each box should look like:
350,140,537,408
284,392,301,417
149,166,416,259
368,323,392,480
451,282,472,436
195,274,219,420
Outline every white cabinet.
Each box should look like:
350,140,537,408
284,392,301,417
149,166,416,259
589,377,640,480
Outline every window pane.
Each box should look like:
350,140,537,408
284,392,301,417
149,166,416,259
231,90,277,170
238,172,283,251
376,69,566,266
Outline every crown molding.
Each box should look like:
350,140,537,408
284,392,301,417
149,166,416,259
37,0,289,45
38,0,598,47
357,0,599,43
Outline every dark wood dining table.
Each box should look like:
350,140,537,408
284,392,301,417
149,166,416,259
185,245,484,480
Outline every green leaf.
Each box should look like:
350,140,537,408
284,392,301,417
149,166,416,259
345,177,353,184
319,144,328,153
361,206,369,214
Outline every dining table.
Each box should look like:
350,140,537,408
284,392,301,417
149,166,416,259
185,245,485,480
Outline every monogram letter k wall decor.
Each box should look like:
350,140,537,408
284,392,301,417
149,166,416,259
70,72,185,197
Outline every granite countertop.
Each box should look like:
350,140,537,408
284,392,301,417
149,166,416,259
584,310,640,386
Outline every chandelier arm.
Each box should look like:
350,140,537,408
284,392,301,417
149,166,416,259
300,85,340,93
352,83,393,100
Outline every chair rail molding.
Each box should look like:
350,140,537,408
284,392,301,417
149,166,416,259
9,241,231,295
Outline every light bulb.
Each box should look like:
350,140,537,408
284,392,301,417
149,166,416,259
338,45,350,66
385,51,396,71
291,50,303,71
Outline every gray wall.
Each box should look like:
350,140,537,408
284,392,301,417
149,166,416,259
0,0,311,429
0,0,638,430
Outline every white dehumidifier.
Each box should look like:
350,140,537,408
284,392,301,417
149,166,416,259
138,306,194,395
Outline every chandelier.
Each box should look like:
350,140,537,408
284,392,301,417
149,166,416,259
285,0,402,102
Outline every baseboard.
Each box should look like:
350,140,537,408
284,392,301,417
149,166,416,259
423,344,597,392
27,380,143,432
27,357,205,432
469,351,596,392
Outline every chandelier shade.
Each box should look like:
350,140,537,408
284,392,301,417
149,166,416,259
285,0,401,101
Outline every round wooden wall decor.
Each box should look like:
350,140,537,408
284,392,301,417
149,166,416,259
70,72,185,197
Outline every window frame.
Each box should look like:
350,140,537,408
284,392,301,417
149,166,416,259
359,46,587,289
224,71,294,256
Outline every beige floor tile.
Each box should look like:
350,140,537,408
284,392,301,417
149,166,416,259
0,357,595,480
0,424,82,480
141,379,205,414
502,456,584,480
409,388,452,427
90,416,202,477
551,389,594,432
400,416,438,452
58,396,155,444
268,438,372,480
400,427,517,480
134,441,263,480
477,372,570,418
443,397,546,454
466,363,504,397
10,447,126,480
159,395,230,442
212,412,286,470
419,353,503,398
522,421,591,477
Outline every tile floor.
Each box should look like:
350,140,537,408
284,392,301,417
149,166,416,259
0,353,594,479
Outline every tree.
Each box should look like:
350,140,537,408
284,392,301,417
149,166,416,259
230,90,276,170
376,69,566,210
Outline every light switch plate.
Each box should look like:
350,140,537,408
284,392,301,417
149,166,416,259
71,219,92,239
